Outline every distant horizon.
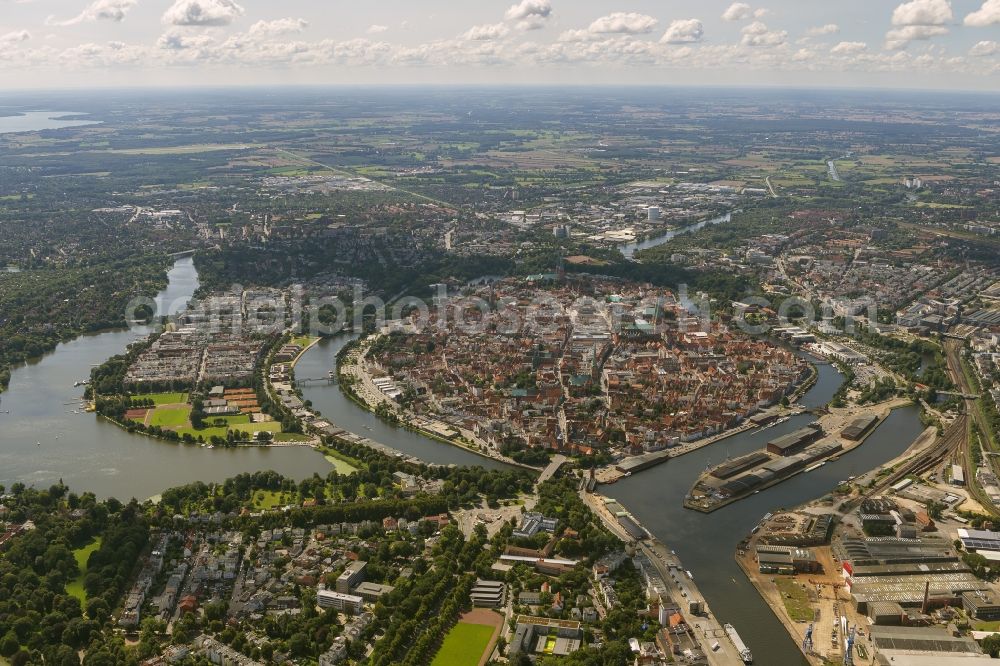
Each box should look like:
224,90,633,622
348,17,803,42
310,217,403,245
1,82,1000,98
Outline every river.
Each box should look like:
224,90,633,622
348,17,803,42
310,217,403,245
296,336,509,470
619,212,733,259
0,258,328,499
1,255,928,663
296,337,927,664
604,365,926,665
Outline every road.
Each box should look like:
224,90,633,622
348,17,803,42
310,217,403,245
827,160,841,182
765,175,778,197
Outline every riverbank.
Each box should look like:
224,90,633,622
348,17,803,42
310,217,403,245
595,364,820,484
581,489,749,666
336,336,540,471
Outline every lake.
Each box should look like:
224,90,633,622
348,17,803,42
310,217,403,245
0,111,100,134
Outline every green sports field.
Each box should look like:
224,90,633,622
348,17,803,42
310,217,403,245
135,391,188,405
431,622,495,666
149,406,191,427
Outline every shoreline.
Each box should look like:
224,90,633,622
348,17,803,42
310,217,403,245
733,421,945,665
684,398,911,513
595,364,820,485
334,336,540,471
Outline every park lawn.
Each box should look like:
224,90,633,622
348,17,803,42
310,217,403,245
204,414,251,427
149,406,191,428
324,454,360,475
273,432,312,442
174,421,281,441
175,426,228,440
291,335,317,349
253,490,287,509
66,537,102,602
136,392,188,405
775,578,814,622
974,620,1000,631
431,622,495,666
247,421,282,433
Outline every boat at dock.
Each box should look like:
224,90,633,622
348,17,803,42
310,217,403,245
725,623,753,663
804,461,826,472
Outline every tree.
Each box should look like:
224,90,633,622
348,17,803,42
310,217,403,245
0,633,18,658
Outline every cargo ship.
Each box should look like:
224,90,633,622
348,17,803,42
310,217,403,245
725,623,753,663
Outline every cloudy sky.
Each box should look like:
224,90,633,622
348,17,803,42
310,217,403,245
0,0,998,89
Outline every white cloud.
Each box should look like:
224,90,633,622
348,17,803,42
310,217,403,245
162,0,245,27
505,0,552,29
367,24,389,35
806,23,839,36
0,29,30,43
831,41,867,54
157,29,213,51
884,24,948,49
740,21,786,47
885,0,952,49
247,18,308,38
660,19,704,44
891,0,953,26
587,12,658,35
969,39,999,55
47,0,136,26
965,0,1000,26
463,23,509,41
722,3,753,21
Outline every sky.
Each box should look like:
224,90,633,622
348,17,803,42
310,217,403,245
0,0,998,90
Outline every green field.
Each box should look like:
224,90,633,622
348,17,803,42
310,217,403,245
431,622,495,666
273,432,313,442
775,578,814,622
174,420,282,440
253,490,288,509
136,392,188,405
149,406,191,427
324,453,360,475
66,537,102,601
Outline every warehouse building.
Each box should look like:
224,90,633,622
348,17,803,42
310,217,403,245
869,626,993,665
710,451,770,479
767,425,823,456
962,591,1000,621
756,545,822,574
842,414,879,440
867,601,905,625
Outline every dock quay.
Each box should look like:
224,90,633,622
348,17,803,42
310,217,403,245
582,490,749,666
684,403,902,513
